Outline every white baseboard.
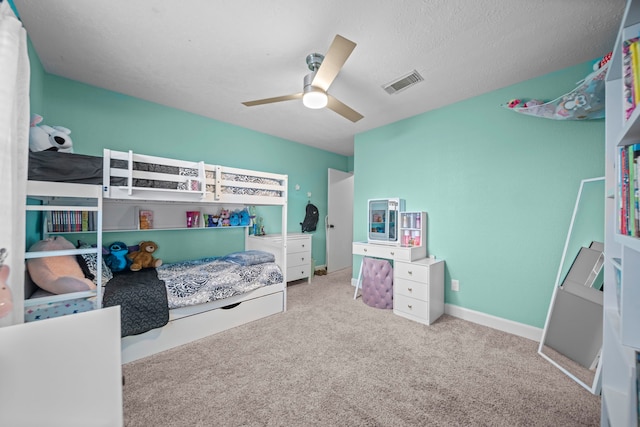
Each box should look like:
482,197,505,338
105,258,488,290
350,279,542,342
444,304,542,342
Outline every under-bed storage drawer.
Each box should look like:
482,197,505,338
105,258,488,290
121,291,284,363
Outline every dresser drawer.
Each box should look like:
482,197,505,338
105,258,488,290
394,261,429,283
287,264,311,281
287,251,310,267
394,277,428,301
352,242,410,260
393,294,428,320
288,238,310,253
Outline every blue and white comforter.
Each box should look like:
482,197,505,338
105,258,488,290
157,257,283,309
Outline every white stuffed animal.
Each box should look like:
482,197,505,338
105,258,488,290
29,113,74,153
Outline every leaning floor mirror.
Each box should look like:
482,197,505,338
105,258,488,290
538,177,605,394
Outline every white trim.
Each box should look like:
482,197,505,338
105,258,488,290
350,279,542,342
444,304,542,342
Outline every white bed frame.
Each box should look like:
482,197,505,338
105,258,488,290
101,149,289,363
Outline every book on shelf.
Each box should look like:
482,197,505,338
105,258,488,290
618,144,640,237
138,209,153,230
623,36,640,120
46,210,97,232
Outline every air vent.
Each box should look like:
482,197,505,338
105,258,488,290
382,70,424,95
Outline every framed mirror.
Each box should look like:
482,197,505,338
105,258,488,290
538,177,605,394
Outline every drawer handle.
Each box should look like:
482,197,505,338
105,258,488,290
301,257,305,261
408,271,413,275
407,304,412,310
407,287,412,292
364,248,368,252
390,251,395,256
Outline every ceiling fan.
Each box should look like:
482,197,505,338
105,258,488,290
242,34,363,123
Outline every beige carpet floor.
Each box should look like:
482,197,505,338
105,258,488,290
122,268,601,426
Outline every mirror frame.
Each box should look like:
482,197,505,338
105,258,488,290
537,176,604,394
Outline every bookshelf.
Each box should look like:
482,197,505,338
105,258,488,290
24,181,103,323
603,1,640,425
102,199,250,232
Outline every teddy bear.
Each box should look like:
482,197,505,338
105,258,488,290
28,113,74,153
127,241,163,271
26,236,95,294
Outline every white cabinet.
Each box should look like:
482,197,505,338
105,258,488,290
0,306,123,426
286,234,312,282
393,258,444,325
603,1,640,425
24,181,103,323
247,233,312,283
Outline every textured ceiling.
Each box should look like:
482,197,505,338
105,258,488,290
13,0,625,156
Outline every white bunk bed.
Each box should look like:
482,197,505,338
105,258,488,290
102,149,288,363
26,149,288,363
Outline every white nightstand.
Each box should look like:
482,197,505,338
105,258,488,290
393,258,444,325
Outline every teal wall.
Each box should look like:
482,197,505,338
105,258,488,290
28,59,347,264
26,32,605,327
353,61,604,328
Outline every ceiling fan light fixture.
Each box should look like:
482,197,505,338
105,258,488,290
303,88,328,109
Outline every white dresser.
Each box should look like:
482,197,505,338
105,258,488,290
393,258,444,325
286,233,312,283
247,233,312,283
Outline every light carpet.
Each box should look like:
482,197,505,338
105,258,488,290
122,268,600,426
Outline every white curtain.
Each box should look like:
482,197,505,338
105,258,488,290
0,2,30,326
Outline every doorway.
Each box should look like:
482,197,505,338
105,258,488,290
326,169,353,273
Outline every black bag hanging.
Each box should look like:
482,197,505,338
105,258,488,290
300,202,319,232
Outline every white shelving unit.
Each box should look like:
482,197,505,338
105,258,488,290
399,211,427,253
102,199,249,232
24,180,103,323
603,1,640,425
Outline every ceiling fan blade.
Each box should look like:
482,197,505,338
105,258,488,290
312,35,356,92
242,93,303,107
327,95,363,123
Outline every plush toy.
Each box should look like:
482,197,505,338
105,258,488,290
0,249,12,318
104,241,131,272
219,209,230,226
0,264,12,318
593,51,612,71
26,236,95,294
239,209,251,226
523,99,543,108
507,99,522,109
28,113,74,153
127,241,162,272
229,211,240,226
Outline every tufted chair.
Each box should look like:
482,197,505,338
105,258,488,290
360,257,393,309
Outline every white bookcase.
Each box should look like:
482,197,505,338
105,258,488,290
603,1,640,425
24,180,103,323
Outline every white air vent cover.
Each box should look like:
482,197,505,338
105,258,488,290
382,70,424,95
